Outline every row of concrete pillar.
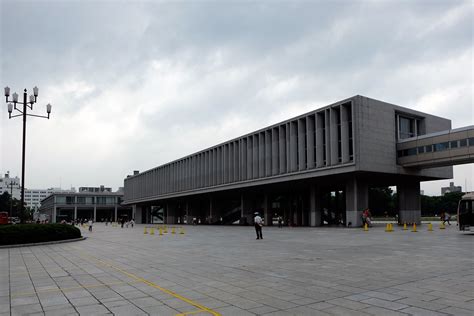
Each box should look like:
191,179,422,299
133,178,422,227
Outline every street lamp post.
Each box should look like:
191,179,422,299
4,86,52,223
9,180,13,218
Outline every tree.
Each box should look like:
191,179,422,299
369,187,396,217
421,191,464,216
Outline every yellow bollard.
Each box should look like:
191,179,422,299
385,223,391,232
180,227,185,234
144,227,148,234
411,223,417,232
171,227,176,234
403,223,407,230
164,226,168,234
440,222,446,229
150,227,155,235
159,227,163,236
428,223,433,231
364,223,368,232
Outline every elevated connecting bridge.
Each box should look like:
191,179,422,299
397,125,474,168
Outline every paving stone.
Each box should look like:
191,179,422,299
4,225,474,316
361,297,409,310
399,306,449,316
362,306,409,315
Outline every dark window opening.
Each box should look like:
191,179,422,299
433,142,449,152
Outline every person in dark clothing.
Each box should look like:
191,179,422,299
254,212,263,239
278,216,283,228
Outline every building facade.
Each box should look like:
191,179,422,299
24,187,76,211
441,182,462,195
39,191,132,223
123,96,473,226
0,172,21,200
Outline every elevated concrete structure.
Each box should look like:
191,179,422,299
397,125,474,168
123,96,472,226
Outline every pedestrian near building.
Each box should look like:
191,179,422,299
88,219,93,232
278,216,283,228
254,212,263,240
443,212,451,225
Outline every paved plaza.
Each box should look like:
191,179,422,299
1,223,473,316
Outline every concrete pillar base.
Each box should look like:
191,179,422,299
398,181,421,225
399,210,421,225
345,177,368,227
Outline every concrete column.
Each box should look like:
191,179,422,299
93,206,97,222
398,181,421,225
74,206,77,221
134,205,142,223
272,128,279,175
279,126,287,173
265,131,272,177
209,197,213,223
325,109,331,166
306,116,315,169
341,105,351,163
310,184,322,226
240,194,253,225
330,108,339,165
53,206,57,223
242,139,247,180
166,203,177,224
301,195,308,226
290,122,298,172
259,133,265,178
316,113,324,168
263,194,272,226
345,177,368,227
298,119,306,171
115,205,118,222
253,135,259,178
247,137,253,179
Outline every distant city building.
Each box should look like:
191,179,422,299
24,187,76,211
39,190,131,223
0,172,21,200
441,182,462,195
79,185,112,193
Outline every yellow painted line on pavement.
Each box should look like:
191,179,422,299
79,253,221,316
176,309,210,316
11,281,138,297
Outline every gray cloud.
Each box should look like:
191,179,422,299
1,0,472,194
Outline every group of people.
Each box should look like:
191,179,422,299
361,208,372,227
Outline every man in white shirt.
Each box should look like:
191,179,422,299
254,212,263,239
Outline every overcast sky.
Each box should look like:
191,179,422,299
0,0,472,195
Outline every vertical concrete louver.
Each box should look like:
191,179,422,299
125,101,356,200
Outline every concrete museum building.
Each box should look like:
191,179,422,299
123,96,474,226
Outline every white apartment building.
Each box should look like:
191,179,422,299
0,172,21,200
25,187,76,210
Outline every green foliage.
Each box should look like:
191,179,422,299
366,187,464,217
421,191,464,216
369,187,396,216
0,192,24,219
0,224,81,246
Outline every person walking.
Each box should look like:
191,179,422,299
254,212,263,239
88,219,93,232
443,212,451,225
278,216,283,228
